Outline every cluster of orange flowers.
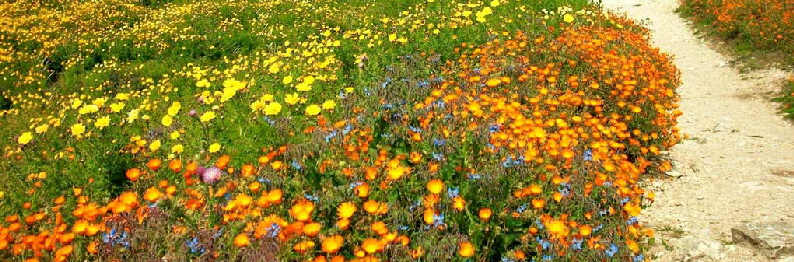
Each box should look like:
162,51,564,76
681,0,794,54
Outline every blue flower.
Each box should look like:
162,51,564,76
432,213,445,228
536,237,551,250
304,194,319,202
593,224,603,232
572,238,584,250
501,257,516,262
516,203,527,213
408,200,421,212
342,124,352,135
633,254,645,262
291,161,302,170
397,225,409,231
102,228,130,248
409,126,422,133
620,197,630,204
212,228,224,239
262,116,276,126
583,149,593,161
186,237,204,253
349,182,364,189
606,243,619,257
447,187,459,198
626,216,638,225
433,152,444,161
258,177,271,184
433,139,446,147
468,174,482,180
417,80,429,88
489,124,500,133
364,88,371,96
266,223,280,238
325,131,338,143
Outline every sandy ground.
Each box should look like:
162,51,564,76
600,0,794,261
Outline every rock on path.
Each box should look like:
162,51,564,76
600,0,794,261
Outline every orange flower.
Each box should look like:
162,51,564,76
579,225,592,236
458,241,475,257
337,202,356,219
336,218,350,230
216,155,231,169
147,158,162,171
168,159,182,173
290,200,315,221
302,222,321,237
144,187,163,202
293,240,316,253
547,220,569,237
426,179,444,194
361,238,383,253
322,235,344,253
354,183,370,198
363,200,387,215
478,208,492,222
370,221,389,236
125,168,141,182
241,164,255,177
234,233,250,247
453,196,466,211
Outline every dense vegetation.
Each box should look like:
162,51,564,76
0,0,681,261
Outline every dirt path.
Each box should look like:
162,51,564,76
601,0,794,261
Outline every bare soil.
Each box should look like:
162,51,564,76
601,0,794,261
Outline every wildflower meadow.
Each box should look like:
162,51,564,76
0,0,682,261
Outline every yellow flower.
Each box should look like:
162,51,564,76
115,93,130,100
171,144,184,153
305,105,322,116
268,62,281,74
283,75,293,85
92,98,107,107
170,131,180,140
196,79,211,88
34,124,49,134
264,102,282,115
150,140,162,152
110,102,125,113
161,115,173,127
296,82,312,92
322,100,337,110
303,76,316,85
70,123,86,137
167,102,181,116
250,101,265,111
209,143,221,153
489,0,500,7
285,93,301,105
564,14,575,23
200,111,216,123
18,132,33,145
262,94,274,102
95,116,110,129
